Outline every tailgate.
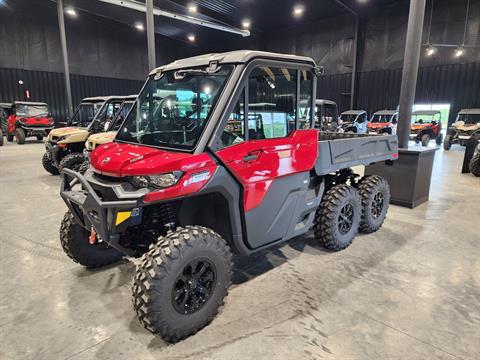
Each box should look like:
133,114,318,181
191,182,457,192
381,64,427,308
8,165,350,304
315,133,398,175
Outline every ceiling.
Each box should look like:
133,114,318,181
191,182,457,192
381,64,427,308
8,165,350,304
8,0,406,45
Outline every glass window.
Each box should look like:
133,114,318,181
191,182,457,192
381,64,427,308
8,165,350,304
116,65,233,150
220,90,245,148
299,70,313,129
110,101,134,131
70,103,95,127
16,104,49,117
248,67,297,139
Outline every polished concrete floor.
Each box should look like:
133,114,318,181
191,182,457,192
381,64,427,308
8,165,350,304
0,140,479,360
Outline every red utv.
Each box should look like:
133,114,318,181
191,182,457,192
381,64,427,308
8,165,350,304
2,101,54,144
409,110,443,146
59,51,398,342
368,110,398,135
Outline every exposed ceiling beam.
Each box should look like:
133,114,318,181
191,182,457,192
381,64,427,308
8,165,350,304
96,0,250,37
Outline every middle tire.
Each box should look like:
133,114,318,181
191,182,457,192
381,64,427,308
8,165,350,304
59,152,86,173
358,175,390,233
132,226,233,342
313,184,361,251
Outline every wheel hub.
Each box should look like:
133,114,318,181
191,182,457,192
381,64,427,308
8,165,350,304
172,259,216,315
338,202,354,235
371,192,385,219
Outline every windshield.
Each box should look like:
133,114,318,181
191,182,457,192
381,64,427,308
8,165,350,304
340,114,358,123
371,114,393,123
457,113,480,124
412,114,438,124
108,101,134,131
16,104,48,117
116,65,233,150
69,103,99,127
88,100,123,131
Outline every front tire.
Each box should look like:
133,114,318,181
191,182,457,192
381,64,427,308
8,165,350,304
15,128,26,144
421,134,430,147
132,226,233,342
469,148,480,177
6,132,14,142
0,131,3,146
60,211,123,268
443,134,452,150
42,152,60,175
436,132,443,145
313,184,361,251
59,152,86,173
358,175,390,233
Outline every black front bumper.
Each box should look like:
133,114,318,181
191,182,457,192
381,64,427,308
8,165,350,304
60,169,146,256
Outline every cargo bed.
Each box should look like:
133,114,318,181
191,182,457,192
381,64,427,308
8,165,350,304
315,132,398,175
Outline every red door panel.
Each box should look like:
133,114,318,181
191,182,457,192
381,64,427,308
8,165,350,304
216,129,318,211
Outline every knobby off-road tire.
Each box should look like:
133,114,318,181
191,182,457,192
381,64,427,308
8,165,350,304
469,150,480,177
443,134,452,150
59,152,86,173
42,152,60,175
15,128,26,144
60,211,123,268
421,134,430,147
358,175,390,233
313,184,361,251
436,132,443,146
6,131,14,142
78,160,90,175
132,226,233,342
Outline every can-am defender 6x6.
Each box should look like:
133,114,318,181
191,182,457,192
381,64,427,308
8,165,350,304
1,101,54,144
409,110,443,146
43,96,127,175
444,108,480,150
59,51,398,342
368,110,398,135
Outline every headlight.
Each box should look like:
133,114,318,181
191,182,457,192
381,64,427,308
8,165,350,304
129,171,183,189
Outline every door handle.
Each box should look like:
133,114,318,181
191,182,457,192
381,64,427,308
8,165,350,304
243,150,261,162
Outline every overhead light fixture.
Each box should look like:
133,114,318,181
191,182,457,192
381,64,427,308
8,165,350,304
65,7,77,17
187,3,197,13
454,47,464,57
242,19,251,29
426,46,436,56
187,34,195,42
357,0,368,3
293,5,305,17
18,80,24,85
135,22,144,31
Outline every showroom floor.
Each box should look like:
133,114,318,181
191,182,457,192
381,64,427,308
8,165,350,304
0,140,479,360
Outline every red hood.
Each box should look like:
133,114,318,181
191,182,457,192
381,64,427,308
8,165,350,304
90,142,215,177
18,116,53,126
368,122,392,129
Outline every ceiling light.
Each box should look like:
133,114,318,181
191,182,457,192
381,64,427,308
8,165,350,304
454,47,464,57
293,5,305,17
357,0,368,3
187,3,197,12
18,80,24,85
426,46,436,56
187,34,195,42
135,22,144,31
242,19,251,29
65,8,77,17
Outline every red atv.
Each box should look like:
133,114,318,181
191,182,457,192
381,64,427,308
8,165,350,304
367,110,398,135
409,110,443,146
59,51,398,342
2,101,54,144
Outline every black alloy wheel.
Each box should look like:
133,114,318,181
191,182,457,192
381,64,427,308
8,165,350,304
172,259,216,315
338,203,354,235
371,192,385,219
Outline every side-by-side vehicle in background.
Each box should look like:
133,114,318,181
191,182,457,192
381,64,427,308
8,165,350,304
338,110,369,133
315,99,339,131
409,110,443,147
0,101,54,144
58,51,398,343
42,96,129,175
444,108,480,150
367,110,398,135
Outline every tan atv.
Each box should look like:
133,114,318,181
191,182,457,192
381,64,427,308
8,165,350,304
42,96,128,175
444,108,480,150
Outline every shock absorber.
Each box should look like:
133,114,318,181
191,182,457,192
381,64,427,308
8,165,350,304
159,203,176,232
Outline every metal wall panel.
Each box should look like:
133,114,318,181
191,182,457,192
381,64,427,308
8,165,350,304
0,68,143,123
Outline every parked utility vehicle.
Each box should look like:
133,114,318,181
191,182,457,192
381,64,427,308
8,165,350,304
368,110,398,135
43,96,127,175
1,101,54,144
409,110,443,146
470,142,480,177
338,110,369,133
0,104,7,146
59,51,398,342
315,99,339,131
444,108,480,150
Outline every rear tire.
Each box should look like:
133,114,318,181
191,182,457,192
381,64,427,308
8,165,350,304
358,175,390,233
59,152,86,173
60,211,122,268
15,128,26,144
42,152,60,175
469,149,480,177
443,134,452,150
6,132,14,142
132,226,233,342
313,184,361,251
421,134,430,147
436,132,443,145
